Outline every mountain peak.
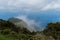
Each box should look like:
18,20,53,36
8,17,22,23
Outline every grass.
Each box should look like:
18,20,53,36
0,33,19,40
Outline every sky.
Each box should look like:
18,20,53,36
0,0,60,30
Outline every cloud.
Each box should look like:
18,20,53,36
41,0,60,10
16,15,41,32
0,0,55,12
0,0,60,12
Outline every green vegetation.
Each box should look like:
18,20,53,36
43,22,60,40
0,19,60,40
0,34,11,40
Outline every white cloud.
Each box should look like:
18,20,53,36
16,15,41,32
41,0,60,10
0,0,60,11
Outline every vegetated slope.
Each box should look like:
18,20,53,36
0,19,32,40
0,33,19,40
0,19,55,40
43,22,60,40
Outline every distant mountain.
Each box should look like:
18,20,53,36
8,17,22,23
8,17,28,30
8,17,41,32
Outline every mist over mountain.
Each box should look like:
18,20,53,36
8,17,28,30
0,18,56,40
8,17,22,23
8,17,41,32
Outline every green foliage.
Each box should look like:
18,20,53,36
43,22,60,40
1,29,11,35
0,19,16,30
0,33,18,40
0,19,56,40
0,19,34,40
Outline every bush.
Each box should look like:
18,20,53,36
1,29,11,35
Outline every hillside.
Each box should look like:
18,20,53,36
0,18,59,40
8,17,28,27
43,22,60,40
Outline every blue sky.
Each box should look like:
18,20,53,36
0,0,60,30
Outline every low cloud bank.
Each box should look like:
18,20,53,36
16,15,41,32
